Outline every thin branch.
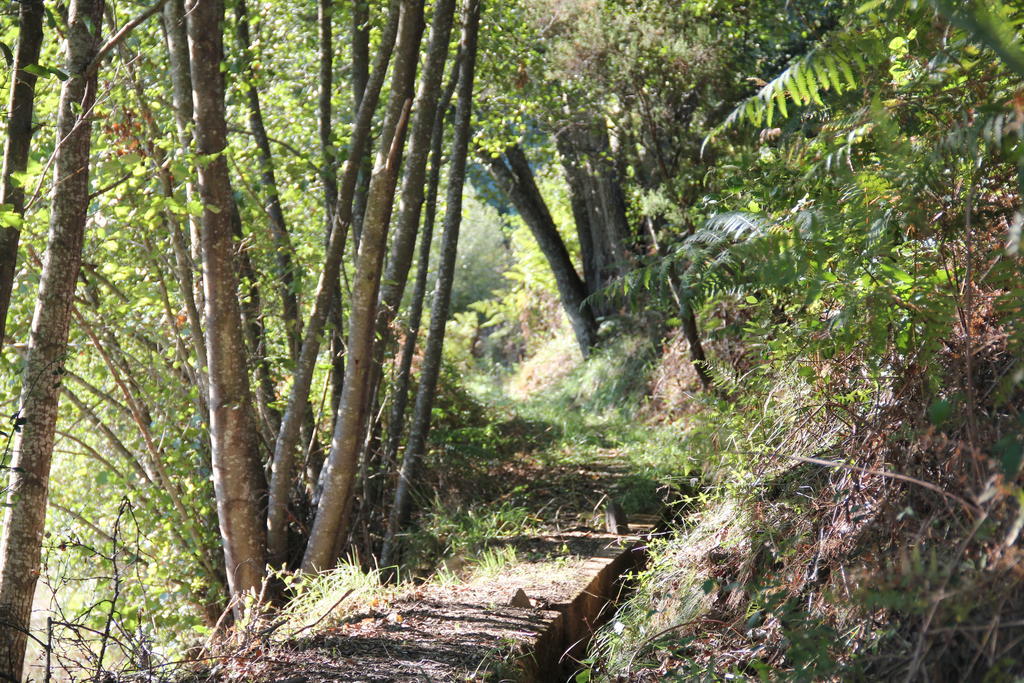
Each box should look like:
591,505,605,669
226,125,322,174
48,502,117,546
85,0,169,79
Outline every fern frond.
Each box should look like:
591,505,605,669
712,38,882,142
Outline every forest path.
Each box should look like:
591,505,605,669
238,530,645,681
220,413,662,682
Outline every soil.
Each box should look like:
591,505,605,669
188,449,658,683
202,533,639,682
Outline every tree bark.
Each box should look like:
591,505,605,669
358,0,457,532
554,114,631,316
265,0,402,568
303,0,425,573
0,0,104,676
320,0,337,228
235,0,303,365
563,122,630,277
349,0,374,254
0,0,45,347
162,0,205,299
483,145,598,357
380,0,481,570
230,201,280,451
378,41,461,529
336,0,372,419
161,0,209,391
679,301,712,388
376,0,457,330
185,0,267,601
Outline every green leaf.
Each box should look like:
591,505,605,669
775,90,789,119
856,0,887,13
791,67,810,105
927,399,952,426
823,54,845,92
0,42,12,69
993,435,1023,477
888,36,907,51
23,63,49,78
0,206,23,229
838,58,857,90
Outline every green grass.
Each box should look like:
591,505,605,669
275,560,397,637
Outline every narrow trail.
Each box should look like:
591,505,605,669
242,530,645,681
221,434,663,682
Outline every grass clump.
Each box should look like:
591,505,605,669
401,499,541,579
275,560,397,636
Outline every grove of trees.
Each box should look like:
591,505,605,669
0,0,1022,679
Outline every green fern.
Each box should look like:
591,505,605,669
719,44,877,133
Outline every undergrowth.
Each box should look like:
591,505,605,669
583,311,1024,681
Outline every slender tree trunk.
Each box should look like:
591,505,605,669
483,145,598,357
319,0,342,478
335,0,372,419
0,1,104,676
320,0,337,230
558,135,598,290
378,43,461,525
359,0,457,531
680,301,712,388
231,202,280,451
0,0,44,347
185,0,267,601
380,0,481,570
163,0,205,301
162,0,209,374
235,0,303,365
265,0,402,568
554,112,632,319
303,0,425,572
559,120,631,291
350,0,372,245
377,0,456,328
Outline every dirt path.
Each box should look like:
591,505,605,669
217,531,643,681
193,430,661,682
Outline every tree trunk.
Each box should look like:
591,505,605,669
377,0,457,330
679,301,712,388
161,0,209,391
554,114,632,316
336,0,372,418
265,0,402,568
483,145,598,357
231,201,280,451
235,0,303,365
378,40,461,530
349,0,373,249
0,0,44,347
162,0,205,303
380,0,481,570
185,0,267,601
0,1,103,676
302,0,425,573
358,0,457,532
320,0,337,228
